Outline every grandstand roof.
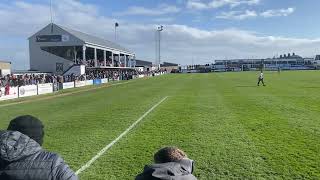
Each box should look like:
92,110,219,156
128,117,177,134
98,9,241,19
135,59,153,67
30,23,133,55
55,24,133,54
58,24,132,54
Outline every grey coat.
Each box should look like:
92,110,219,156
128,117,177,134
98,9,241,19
136,159,197,180
0,131,78,180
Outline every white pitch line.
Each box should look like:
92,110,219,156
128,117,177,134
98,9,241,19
75,96,169,175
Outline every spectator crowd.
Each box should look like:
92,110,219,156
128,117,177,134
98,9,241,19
0,69,166,88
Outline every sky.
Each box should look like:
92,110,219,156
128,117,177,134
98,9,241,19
1,0,320,69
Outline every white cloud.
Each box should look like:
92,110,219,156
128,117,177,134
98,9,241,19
187,0,260,10
116,4,181,16
187,0,210,10
216,10,257,20
153,17,175,23
261,7,295,17
0,0,318,69
216,7,295,20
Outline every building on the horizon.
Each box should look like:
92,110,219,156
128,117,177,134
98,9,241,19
0,60,11,76
29,23,135,74
214,53,318,71
134,59,153,72
160,62,179,73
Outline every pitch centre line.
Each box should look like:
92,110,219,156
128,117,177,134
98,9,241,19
75,96,169,175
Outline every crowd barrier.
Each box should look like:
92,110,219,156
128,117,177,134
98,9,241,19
75,81,86,88
62,82,75,89
101,78,108,84
19,85,38,98
93,79,102,85
38,83,53,95
0,87,18,101
0,73,166,102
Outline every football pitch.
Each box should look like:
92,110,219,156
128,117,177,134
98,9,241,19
0,71,319,179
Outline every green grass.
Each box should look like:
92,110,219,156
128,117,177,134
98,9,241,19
0,71,319,179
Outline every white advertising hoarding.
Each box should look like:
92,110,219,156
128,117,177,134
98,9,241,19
38,83,53,95
75,81,86,87
63,82,74,89
19,85,37,97
0,87,18,101
101,78,108,84
85,80,93,86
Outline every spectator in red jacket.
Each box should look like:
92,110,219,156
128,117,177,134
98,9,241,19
4,83,10,95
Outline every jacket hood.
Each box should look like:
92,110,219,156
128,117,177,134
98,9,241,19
136,158,197,180
0,131,41,162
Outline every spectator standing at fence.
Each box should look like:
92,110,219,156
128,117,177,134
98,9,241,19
4,82,10,95
136,147,197,180
0,115,78,180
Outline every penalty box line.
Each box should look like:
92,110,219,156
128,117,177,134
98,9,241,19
75,96,169,175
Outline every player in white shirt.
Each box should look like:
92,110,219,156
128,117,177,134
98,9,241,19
257,72,266,86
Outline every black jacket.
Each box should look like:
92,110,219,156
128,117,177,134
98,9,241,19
0,131,78,180
136,159,197,180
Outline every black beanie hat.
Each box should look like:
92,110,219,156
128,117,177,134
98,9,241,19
7,115,44,146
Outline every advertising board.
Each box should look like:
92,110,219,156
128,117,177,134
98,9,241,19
19,85,38,97
38,83,53,95
0,87,18,101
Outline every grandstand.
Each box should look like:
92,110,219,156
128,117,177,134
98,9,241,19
29,23,135,75
214,53,318,71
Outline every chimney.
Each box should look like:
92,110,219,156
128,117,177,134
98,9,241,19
293,52,295,56
288,53,291,57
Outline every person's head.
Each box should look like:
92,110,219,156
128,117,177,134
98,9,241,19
154,147,187,164
7,115,44,146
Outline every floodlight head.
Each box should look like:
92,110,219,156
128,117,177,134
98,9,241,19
157,25,164,31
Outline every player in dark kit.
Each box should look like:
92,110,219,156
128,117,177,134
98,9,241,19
257,72,265,86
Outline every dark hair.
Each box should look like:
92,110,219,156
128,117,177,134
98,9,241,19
154,147,187,163
7,115,44,145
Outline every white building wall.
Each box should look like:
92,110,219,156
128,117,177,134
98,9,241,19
29,24,84,74
0,69,11,76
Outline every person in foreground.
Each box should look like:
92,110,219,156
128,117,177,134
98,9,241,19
136,146,197,180
0,115,78,180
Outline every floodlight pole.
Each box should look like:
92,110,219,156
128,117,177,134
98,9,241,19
115,22,119,41
156,25,164,70
50,0,53,24
115,25,117,41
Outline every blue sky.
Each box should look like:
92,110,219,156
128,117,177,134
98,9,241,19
1,0,320,69
78,0,318,38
